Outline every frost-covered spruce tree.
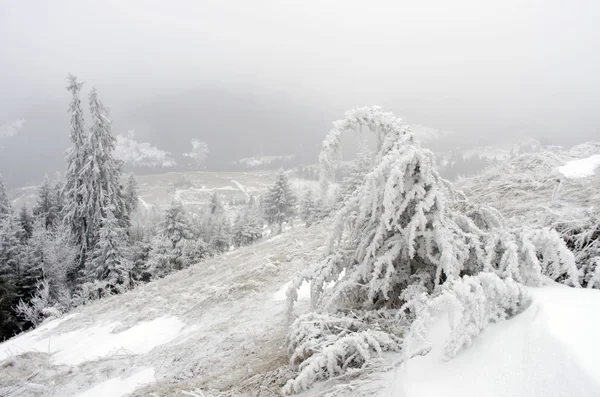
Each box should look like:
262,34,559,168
300,188,317,227
63,75,89,277
33,175,58,229
283,106,579,393
125,173,139,213
264,170,297,233
80,87,128,247
147,201,198,276
289,106,578,312
232,197,263,247
0,174,11,219
87,208,131,291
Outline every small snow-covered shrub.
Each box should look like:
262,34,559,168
405,273,529,360
284,311,401,394
14,280,51,327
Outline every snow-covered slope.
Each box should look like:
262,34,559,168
0,222,329,396
384,284,600,397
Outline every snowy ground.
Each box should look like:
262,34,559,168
382,284,600,397
0,222,329,396
558,154,600,178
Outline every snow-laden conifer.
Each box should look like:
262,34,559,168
87,208,131,291
0,174,11,219
264,170,297,233
81,87,128,245
33,175,58,229
63,74,89,272
289,106,578,312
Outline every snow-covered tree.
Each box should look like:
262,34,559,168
80,87,128,246
204,193,231,253
289,106,578,313
87,208,131,291
33,175,58,229
232,197,263,247
147,202,202,277
163,202,194,248
0,174,11,219
42,223,76,298
147,235,176,278
264,170,297,233
63,75,89,274
125,173,139,213
283,107,580,392
299,188,317,227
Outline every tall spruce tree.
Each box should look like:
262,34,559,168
63,75,89,279
33,175,58,229
0,174,11,219
81,87,128,248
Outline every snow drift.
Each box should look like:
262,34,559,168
386,284,600,397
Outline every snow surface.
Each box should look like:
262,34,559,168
385,284,600,397
0,222,330,396
76,368,155,397
558,154,600,178
0,316,184,365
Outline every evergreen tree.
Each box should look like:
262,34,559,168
18,205,33,242
210,211,231,253
163,202,193,248
205,193,231,253
87,208,131,291
264,170,297,233
233,198,263,247
0,174,11,219
63,75,89,277
33,175,57,229
0,214,27,337
300,188,317,227
52,177,65,218
80,87,128,248
125,173,139,213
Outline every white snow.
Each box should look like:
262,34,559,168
0,316,184,365
273,280,310,301
385,284,600,397
76,368,155,397
558,154,600,178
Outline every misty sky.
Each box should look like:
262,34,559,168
1,0,599,146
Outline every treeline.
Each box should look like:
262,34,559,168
0,76,315,341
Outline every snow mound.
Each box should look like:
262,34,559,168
76,368,155,397
387,285,600,397
558,154,600,178
0,316,184,365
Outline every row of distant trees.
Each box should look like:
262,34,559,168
0,76,326,341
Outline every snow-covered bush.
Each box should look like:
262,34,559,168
283,311,401,394
14,280,51,327
405,273,529,360
456,145,600,287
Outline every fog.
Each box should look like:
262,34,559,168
1,0,599,186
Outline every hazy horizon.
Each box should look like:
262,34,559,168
1,0,599,186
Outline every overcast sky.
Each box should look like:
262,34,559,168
1,0,599,144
